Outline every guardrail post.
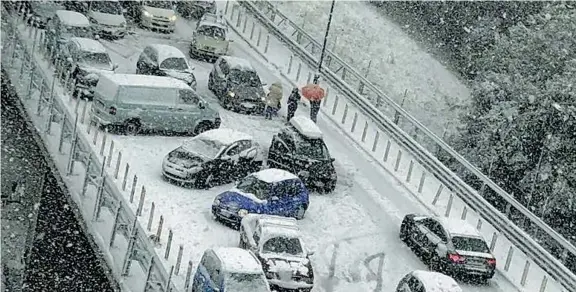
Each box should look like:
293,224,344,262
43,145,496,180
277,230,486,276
129,175,138,203
109,202,122,247
383,140,391,162
264,34,270,54
99,131,108,156
295,63,302,81
489,232,498,252
350,112,358,133
107,141,114,167
147,202,155,231
306,72,312,84
520,260,530,286
122,164,130,190
165,266,174,292
323,88,330,107
80,99,88,124
331,95,339,116
242,13,248,34
45,74,57,134
460,206,468,220
432,184,444,205
92,126,99,145
66,135,78,175
361,122,368,142
476,219,483,230
224,0,230,14
341,67,347,81
236,7,242,27
165,229,173,259
175,245,184,275
406,161,414,183
57,115,68,154
394,150,402,172
287,55,294,75
144,257,155,290
257,28,262,47
371,131,379,152
418,172,426,193
154,215,164,244
250,20,256,40
539,276,548,292
81,155,93,197
136,186,146,216
114,151,122,179
504,246,514,271
341,104,348,124
92,157,107,221
444,194,454,217
184,261,194,291
121,219,138,276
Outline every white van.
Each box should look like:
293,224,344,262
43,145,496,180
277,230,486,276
86,0,127,39
90,74,221,136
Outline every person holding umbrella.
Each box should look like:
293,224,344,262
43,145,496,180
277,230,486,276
287,87,300,122
264,81,283,120
301,76,325,123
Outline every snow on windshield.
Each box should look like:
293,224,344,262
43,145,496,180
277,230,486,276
229,70,261,87
224,273,269,292
236,175,271,200
262,237,304,256
144,1,173,9
184,138,222,158
91,1,122,15
160,57,189,71
197,25,226,41
452,236,490,253
79,52,111,70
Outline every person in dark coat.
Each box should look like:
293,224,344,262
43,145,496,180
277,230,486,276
310,99,321,123
287,87,300,122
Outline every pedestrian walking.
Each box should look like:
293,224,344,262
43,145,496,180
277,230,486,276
264,82,283,120
287,87,300,122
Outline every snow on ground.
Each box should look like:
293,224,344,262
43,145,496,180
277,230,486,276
273,1,471,136
99,14,518,292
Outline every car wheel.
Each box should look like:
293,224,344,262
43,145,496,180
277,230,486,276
202,173,214,189
124,120,141,135
429,254,441,271
295,205,306,220
193,121,213,136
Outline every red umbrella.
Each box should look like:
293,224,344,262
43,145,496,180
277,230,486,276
301,83,325,101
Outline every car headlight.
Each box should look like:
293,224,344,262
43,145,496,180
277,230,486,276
143,10,152,17
228,92,235,97
213,199,220,206
169,15,177,22
238,209,248,217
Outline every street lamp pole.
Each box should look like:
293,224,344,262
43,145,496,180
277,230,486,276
313,0,336,85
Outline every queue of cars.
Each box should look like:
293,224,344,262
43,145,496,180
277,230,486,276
19,2,496,291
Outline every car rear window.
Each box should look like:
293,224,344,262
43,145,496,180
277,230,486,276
452,236,490,253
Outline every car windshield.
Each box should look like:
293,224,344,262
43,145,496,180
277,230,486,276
294,136,330,160
168,148,204,166
184,138,223,158
144,1,172,9
63,26,92,38
160,57,189,71
197,25,226,41
224,273,269,292
262,237,304,256
452,236,490,253
91,1,123,14
236,176,271,200
79,52,111,70
229,70,261,87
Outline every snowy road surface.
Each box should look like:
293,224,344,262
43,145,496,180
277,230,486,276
93,13,519,292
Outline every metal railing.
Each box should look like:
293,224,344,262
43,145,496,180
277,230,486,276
232,1,576,291
1,6,180,292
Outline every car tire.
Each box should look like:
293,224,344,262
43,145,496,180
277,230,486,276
196,173,214,190
193,121,213,136
295,205,306,220
124,120,141,136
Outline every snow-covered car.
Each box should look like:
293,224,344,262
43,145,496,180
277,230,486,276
212,169,310,226
239,214,315,292
396,270,462,292
59,37,117,100
208,56,267,114
400,214,497,281
162,128,263,188
177,0,217,19
137,44,197,90
268,116,337,193
86,0,127,39
192,247,271,292
135,1,177,33
45,10,93,54
23,0,65,28
189,13,232,60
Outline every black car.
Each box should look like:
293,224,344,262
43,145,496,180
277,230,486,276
267,116,337,193
176,0,216,19
136,44,197,90
162,128,263,189
208,56,266,114
400,214,497,281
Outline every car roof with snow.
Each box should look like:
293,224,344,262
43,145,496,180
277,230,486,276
148,44,187,62
198,13,227,29
253,168,299,184
438,217,483,238
70,37,107,54
411,270,462,292
56,10,91,27
289,115,323,139
99,74,190,90
195,128,254,146
213,247,263,274
221,56,255,71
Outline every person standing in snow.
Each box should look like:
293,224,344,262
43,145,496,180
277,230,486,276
264,82,283,120
287,87,300,122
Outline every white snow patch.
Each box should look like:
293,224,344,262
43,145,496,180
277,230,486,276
71,37,107,54
290,116,323,139
222,56,255,71
98,73,190,90
439,217,482,237
214,247,263,274
254,168,298,184
56,10,90,27
197,128,254,146
229,187,267,204
149,44,188,64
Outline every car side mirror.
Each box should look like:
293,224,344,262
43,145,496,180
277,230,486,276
308,250,315,256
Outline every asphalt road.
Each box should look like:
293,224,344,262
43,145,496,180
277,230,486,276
1,69,115,292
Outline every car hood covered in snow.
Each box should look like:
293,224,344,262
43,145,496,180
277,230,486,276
143,6,175,18
260,253,310,276
90,11,126,26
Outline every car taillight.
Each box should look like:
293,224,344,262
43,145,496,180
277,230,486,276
109,106,117,115
448,253,466,263
487,258,496,266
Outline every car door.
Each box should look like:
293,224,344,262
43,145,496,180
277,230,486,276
408,276,426,292
217,142,241,181
174,89,203,132
417,218,445,256
233,140,255,178
265,182,291,216
195,253,213,291
215,59,229,94
268,136,291,170
411,218,433,252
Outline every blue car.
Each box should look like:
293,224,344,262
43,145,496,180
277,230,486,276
212,168,310,225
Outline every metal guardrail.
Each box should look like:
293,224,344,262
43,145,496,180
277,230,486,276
1,5,179,292
235,1,576,291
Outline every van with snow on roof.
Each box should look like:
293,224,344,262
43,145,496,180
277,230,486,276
162,128,263,188
189,13,232,60
90,74,220,136
192,247,271,292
